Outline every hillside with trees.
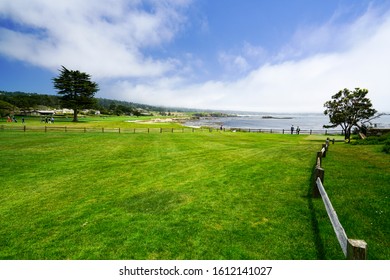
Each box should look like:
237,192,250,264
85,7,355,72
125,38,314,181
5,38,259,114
0,90,179,117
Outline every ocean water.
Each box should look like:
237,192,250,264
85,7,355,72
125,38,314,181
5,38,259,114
184,113,390,131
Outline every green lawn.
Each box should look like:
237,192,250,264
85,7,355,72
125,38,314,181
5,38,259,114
0,129,388,259
319,143,390,259
1,115,185,129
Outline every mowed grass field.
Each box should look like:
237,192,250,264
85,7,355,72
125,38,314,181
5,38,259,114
1,115,186,129
0,126,388,259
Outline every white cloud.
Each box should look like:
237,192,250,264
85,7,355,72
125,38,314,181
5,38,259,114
242,42,267,60
1,1,389,113
273,4,390,65
106,7,390,113
217,42,267,76
218,52,249,74
0,0,191,78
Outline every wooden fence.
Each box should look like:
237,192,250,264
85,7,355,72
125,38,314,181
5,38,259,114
0,125,343,135
312,139,367,259
230,128,343,135
0,125,202,134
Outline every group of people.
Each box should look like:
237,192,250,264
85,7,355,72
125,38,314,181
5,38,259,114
291,125,301,134
41,116,55,124
5,115,57,124
6,116,23,123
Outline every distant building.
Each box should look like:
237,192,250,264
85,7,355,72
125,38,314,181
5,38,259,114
28,110,55,116
54,109,74,115
38,110,55,116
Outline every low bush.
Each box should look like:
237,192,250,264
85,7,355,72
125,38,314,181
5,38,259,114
383,141,390,154
352,132,390,153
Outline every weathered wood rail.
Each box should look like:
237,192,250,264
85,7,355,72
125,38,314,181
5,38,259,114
312,139,367,259
0,124,344,135
228,127,343,135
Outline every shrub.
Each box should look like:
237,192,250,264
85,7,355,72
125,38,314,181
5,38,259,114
383,141,390,154
352,132,390,154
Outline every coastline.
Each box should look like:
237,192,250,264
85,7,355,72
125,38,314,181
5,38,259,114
124,113,390,131
183,113,390,131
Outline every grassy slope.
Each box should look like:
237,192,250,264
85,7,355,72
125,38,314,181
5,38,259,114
0,130,388,259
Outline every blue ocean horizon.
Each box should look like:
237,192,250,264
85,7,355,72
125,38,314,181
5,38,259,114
184,112,390,131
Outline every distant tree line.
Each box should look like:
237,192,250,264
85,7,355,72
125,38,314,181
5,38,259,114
1,90,233,119
192,112,237,118
0,90,176,117
0,91,60,111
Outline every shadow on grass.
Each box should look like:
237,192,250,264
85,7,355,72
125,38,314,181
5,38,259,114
306,162,326,259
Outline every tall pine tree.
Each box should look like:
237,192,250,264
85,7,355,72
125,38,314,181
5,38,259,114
53,66,99,122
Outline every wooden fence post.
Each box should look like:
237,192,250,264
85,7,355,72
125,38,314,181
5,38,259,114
347,239,367,260
322,144,327,157
312,167,324,198
317,151,322,165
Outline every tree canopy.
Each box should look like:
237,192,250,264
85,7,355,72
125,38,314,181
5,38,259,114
323,88,378,142
0,100,16,117
52,66,99,122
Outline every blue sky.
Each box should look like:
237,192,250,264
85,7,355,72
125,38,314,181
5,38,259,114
1,0,390,112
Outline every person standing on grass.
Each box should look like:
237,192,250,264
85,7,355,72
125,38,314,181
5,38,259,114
291,125,294,134
296,126,300,134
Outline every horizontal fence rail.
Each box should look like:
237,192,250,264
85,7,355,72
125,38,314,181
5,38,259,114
312,139,367,260
229,128,343,135
316,177,349,256
0,125,198,134
0,125,343,135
